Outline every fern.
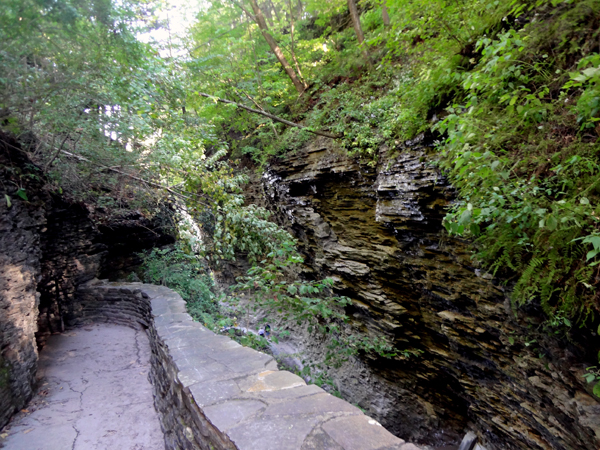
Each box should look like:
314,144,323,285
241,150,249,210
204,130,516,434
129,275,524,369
513,257,545,304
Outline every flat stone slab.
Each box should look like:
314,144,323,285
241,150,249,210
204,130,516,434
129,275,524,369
0,323,165,450
38,280,423,450
136,282,420,450
322,415,405,450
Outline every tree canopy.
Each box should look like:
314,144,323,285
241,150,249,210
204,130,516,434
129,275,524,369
2,0,600,356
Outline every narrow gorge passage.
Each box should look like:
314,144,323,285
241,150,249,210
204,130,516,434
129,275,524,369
1,323,165,450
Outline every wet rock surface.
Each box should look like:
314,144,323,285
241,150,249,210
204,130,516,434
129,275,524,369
0,323,164,450
257,137,600,450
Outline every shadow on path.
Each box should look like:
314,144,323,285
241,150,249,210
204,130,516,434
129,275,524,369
1,323,165,450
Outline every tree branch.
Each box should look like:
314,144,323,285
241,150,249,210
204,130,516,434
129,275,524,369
45,133,70,171
225,79,279,136
197,92,340,139
228,0,257,22
59,150,214,208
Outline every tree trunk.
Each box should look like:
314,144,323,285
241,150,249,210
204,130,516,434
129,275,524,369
381,0,390,27
296,0,303,17
242,0,306,93
347,0,373,68
288,0,308,89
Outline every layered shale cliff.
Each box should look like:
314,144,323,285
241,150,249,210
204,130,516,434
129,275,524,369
252,136,600,450
0,132,173,427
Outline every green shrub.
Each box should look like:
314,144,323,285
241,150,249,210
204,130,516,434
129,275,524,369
139,244,219,322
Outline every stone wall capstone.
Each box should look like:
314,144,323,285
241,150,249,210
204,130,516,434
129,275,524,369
76,280,421,450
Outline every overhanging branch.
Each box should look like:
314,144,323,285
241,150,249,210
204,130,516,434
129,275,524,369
197,92,340,139
59,150,214,208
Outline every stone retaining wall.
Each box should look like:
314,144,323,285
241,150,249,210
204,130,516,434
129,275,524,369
76,280,420,450
0,132,46,428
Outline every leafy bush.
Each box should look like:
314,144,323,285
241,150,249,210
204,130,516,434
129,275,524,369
436,18,600,323
231,239,401,364
139,244,219,324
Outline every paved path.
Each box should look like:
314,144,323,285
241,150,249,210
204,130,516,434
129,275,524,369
0,323,165,450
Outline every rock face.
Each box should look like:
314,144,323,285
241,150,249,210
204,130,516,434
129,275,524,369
36,198,108,346
0,132,174,428
259,136,600,450
36,201,174,347
0,132,46,427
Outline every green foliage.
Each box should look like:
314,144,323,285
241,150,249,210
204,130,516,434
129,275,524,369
231,240,400,363
4,0,600,376
139,244,219,323
233,241,351,324
209,0,597,328
278,0,600,328
0,0,415,375
209,203,295,264
0,0,230,221
435,4,600,323
583,364,600,398
230,329,271,352
564,53,600,128
311,372,343,398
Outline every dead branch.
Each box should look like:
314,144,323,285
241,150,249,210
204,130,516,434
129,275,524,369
59,150,214,208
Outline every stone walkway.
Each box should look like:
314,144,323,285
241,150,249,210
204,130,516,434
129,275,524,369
0,323,165,450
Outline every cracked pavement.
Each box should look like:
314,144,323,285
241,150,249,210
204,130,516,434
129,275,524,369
0,323,165,450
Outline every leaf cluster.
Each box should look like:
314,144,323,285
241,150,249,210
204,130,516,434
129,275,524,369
435,2,600,324
139,243,220,324
231,240,399,363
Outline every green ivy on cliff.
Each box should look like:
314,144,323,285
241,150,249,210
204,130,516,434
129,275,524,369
437,1,600,325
